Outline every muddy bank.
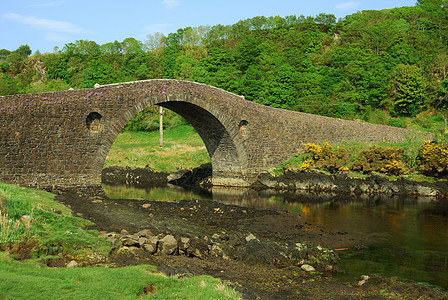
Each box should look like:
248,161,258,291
256,170,448,199
54,187,448,299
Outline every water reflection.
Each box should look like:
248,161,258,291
102,183,448,289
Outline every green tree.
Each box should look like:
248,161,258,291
389,64,428,116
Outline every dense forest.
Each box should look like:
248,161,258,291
1,0,447,129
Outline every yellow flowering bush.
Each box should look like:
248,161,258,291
351,146,407,175
380,160,407,176
418,141,448,176
302,142,349,173
300,160,313,170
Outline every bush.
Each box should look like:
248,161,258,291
351,146,407,175
418,141,448,177
388,118,404,128
302,142,349,173
368,109,390,125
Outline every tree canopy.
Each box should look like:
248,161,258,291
1,3,447,121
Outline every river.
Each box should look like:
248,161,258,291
102,183,448,289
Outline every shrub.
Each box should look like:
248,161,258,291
388,118,404,128
303,142,349,173
351,146,407,175
418,141,448,177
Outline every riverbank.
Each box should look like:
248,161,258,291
54,186,448,299
256,169,448,199
102,165,448,199
2,180,447,298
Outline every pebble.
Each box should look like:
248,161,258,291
301,264,316,272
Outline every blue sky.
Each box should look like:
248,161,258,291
1,0,417,54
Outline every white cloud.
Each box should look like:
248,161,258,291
162,0,180,9
336,1,359,11
3,13,83,34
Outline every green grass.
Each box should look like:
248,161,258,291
0,182,112,259
104,125,210,172
0,253,240,299
0,183,241,299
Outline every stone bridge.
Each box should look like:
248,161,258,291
0,79,426,189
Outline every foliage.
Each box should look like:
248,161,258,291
418,140,448,176
351,146,407,175
302,142,349,173
122,106,189,132
388,64,428,116
1,3,448,126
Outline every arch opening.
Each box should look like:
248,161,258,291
100,101,246,187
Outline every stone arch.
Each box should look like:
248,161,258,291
95,88,250,186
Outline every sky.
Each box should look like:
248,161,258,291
1,0,417,54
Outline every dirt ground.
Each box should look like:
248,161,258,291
53,186,448,300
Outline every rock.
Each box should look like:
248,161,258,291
136,229,153,238
121,236,140,247
20,215,34,224
416,185,438,197
66,260,78,268
107,235,118,246
301,264,316,272
142,243,156,254
159,235,178,255
179,237,190,253
245,233,258,242
141,235,159,254
358,275,370,286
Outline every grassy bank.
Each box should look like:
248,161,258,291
0,183,240,299
104,125,210,172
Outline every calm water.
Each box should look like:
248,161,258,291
103,184,448,289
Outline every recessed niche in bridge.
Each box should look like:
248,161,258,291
238,120,249,139
86,112,102,132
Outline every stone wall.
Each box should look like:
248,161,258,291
0,79,432,189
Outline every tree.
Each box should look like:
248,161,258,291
122,38,145,55
146,32,167,56
389,64,428,116
14,45,32,58
0,49,11,60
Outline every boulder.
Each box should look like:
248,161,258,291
159,235,178,255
